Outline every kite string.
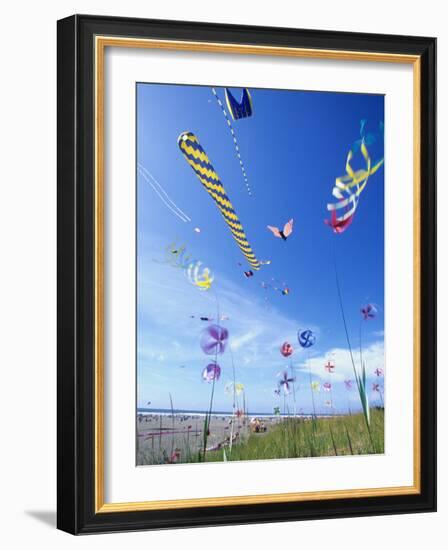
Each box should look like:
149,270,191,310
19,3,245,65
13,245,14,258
307,350,317,433
137,163,191,222
211,87,252,197
290,358,297,417
331,238,376,451
138,163,191,221
202,288,221,460
331,240,358,380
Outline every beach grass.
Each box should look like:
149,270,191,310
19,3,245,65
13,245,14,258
137,408,384,465
205,409,384,462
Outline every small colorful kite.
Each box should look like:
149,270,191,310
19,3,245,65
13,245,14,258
280,342,294,357
202,362,221,383
273,406,281,416
225,88,253,120
178,131,260,270
162,242,214,291
344,379,354,390
225,382,245,396
298,329,316,348
361,303,378,320
278,371,296,395
261,278,290,298
374,368,384,377
191,315,229,322
323,382,332,392
324,361,335,373
186,261,214,291
267,219,294,241
311,381,321,392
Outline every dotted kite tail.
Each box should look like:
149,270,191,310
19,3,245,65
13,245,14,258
178,131,261,271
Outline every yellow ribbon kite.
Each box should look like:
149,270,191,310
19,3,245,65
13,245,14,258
327,141,384,224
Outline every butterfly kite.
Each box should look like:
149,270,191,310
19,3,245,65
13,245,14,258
178,132,261,271
267,219,294,241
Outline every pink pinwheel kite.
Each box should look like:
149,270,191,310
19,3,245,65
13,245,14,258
200,324,229,355
280,342,294,357
324,360,335,373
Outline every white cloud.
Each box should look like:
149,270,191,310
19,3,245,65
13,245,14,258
137,241,309,374
300,341,385,382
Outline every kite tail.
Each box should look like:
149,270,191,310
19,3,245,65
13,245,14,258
178,131,261,271
211,88,252,197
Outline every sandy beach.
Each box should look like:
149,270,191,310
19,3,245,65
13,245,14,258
136,413,279,465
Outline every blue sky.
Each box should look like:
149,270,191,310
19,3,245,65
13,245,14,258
136,83,384,415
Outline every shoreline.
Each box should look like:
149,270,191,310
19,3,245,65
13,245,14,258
137,410,346,419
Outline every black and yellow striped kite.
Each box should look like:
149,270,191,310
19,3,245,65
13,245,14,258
178,131,260,271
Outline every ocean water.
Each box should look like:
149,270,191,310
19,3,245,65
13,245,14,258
137,407,334,418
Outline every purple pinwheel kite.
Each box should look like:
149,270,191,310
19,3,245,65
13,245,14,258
323,382,332,392
200,324,229,355
374,368,384,377
201,362,221,383
344,379,354,390
278,371,295,395
361,303,378,320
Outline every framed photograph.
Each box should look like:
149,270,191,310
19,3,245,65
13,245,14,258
57,14,436,534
